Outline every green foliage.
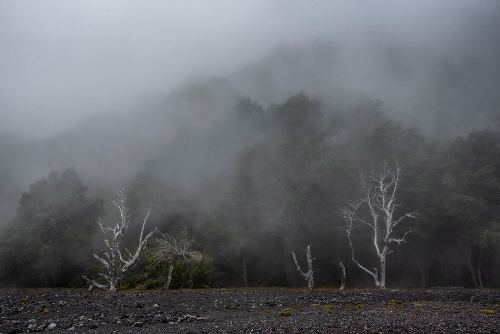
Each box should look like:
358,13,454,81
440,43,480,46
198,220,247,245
478,222,500,249
278,308,291,316
5,90,500,290
124,250,214,290
70,262,107,288
323,304,334,311
273,92,322,137
169,257,214,289
0,168,105,287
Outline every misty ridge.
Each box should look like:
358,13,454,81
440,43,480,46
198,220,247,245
1,3,500,289
2,33,500,223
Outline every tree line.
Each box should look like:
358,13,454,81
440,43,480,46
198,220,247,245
1,92,499,289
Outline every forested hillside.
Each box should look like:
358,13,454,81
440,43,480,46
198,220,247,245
1,36,500,289
1,82,500,288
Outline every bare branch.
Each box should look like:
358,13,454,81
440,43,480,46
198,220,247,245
150,227,201,289
341,160,417,289
292,245,315,290
81,275,108,292
389,230,412,244
84,189,157,292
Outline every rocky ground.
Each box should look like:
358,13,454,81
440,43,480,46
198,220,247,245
0,288,499,333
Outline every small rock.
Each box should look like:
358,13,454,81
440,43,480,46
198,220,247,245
8,329,23,334
5,308,19,315
47,322,57,330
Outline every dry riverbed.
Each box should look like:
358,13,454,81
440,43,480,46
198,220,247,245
0,288,499,333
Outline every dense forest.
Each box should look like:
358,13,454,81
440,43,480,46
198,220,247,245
1,73,500,289
1,24,500,290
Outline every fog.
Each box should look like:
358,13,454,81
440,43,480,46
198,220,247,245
1,1,500,289
2,0,498,137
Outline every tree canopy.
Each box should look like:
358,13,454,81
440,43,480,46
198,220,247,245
0,167,104,287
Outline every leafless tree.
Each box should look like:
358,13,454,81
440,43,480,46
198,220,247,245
292,244,315,290
339,262,346,290
342,160,418,289
150,227,202,289
82,189,157,292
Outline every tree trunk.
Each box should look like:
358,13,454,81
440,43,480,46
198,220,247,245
417,258,427,287
477,249,483,289
339,262,346,290
165,262,175,289
380,256,386,289
284,240,297,287
379,246,389,289
464,239,479,288
242,258,248,287
110,277,121,292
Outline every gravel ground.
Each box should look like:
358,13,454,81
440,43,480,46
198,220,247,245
0,288,499,333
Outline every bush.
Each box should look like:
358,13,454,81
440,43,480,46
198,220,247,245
170,257,214,289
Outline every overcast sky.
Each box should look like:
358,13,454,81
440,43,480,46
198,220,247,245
0,0,491,137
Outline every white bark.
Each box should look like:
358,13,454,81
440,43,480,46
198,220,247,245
342,160,418,289
339,262,346,290
82,189,157,292
150,227,202,289
292,244,315,290
165,261,175,289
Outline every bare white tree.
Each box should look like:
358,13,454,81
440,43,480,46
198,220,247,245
342,161,418,289
292,244,315,290
150,227,202,289
339,262,346,290
82,189,157,292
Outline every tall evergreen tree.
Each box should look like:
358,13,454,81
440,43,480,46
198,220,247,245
0,167,104,287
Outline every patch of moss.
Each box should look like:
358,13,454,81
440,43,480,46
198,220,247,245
309,303,320,307
278,308,291,316
262,308,270,313
480,309,495,315
388,299,402,307
295,305,304,309
323,305,334,311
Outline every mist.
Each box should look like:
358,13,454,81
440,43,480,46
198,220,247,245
1,1,498,137
1,1,500,289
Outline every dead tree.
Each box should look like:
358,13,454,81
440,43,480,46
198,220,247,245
342,161,417,289
150,227,202,289
82,189,157,292
339,262,346,290
292,244,315,290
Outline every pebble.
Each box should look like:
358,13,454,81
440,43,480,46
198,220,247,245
0,289,499,333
